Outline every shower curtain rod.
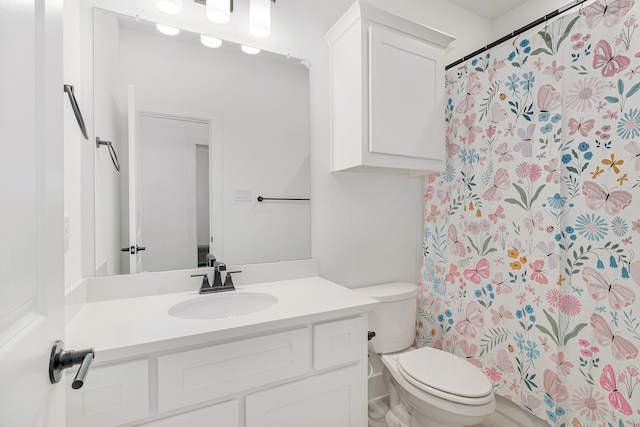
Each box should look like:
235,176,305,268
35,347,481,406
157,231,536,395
445,0,589,70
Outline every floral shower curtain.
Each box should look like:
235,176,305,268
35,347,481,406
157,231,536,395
418,1,640,425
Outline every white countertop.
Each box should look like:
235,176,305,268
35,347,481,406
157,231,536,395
66,277,378,363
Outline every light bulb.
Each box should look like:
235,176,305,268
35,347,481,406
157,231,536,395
156,0,182,15
241,45,261,55
201,35,222,48
207,0,231,24
249,0,271,38
155,24,180,36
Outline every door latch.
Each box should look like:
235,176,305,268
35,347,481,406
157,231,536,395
49,340,95,389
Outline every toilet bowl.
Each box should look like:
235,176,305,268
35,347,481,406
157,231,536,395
382,349,495,427
354,283,496,427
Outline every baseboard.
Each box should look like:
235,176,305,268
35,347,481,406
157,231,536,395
366,391,547,427
491,395,548,427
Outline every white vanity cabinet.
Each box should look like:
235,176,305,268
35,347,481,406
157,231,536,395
66,317,368,427
325,2,455,175
246,317,367,427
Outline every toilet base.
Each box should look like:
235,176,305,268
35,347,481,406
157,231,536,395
384,406,474,427
381,351,495,427
385,409,409,427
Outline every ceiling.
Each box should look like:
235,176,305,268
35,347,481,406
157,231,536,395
446,0,528,20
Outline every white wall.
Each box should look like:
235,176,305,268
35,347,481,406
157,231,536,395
64,0,97,286
491,0,576,39
93,11,122,276
66,0,492,287
63,0,84,288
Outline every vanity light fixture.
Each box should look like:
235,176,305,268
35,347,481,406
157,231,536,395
200,34,223,48
241,45,261,55
192,0,275,38
156,0,182,15
156,23,181,36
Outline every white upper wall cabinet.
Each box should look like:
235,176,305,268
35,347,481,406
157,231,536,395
325,2,455,175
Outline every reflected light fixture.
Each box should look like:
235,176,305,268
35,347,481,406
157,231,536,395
249,0,271,38
241,45,261,55
156,24,181,36
190,0,276,38
206,0,232,24
156,0,182,15
201,34,223,48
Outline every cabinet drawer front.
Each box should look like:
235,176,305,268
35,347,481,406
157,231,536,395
141,400,239,427
313,317,366,370
245,364,366,427
66,359,149,427
158,328,310,412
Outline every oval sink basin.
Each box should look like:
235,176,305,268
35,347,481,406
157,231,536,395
168,292,278,320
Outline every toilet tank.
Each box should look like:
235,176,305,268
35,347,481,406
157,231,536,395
354,282,418,354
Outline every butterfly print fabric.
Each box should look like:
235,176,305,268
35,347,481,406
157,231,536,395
418,1,640,425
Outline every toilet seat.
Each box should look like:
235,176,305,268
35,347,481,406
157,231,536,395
397,347,494,406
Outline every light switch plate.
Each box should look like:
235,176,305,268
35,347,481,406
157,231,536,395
234,189,252,201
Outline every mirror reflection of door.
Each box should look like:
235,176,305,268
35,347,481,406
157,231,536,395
134,114,209,273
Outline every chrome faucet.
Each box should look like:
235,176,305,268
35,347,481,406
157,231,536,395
191,254,240,294
211,260,227,289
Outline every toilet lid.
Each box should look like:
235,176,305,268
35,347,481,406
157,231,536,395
397,347,493,404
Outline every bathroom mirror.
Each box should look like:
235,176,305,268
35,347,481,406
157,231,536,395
93,9,311,276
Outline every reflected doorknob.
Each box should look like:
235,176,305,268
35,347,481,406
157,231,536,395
49,340,95,389
121,245,147,254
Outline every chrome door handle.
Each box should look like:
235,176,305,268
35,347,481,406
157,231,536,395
49,340,95,389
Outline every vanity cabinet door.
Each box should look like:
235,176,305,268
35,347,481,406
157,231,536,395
245,364,367,427
66,359,149,427
313,316,366,371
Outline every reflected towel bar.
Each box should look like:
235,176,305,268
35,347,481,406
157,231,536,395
257,196,310,202
96,137,121,172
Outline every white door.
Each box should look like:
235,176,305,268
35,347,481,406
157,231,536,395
138,114,209,272
0,0,66,426
127,85,143,273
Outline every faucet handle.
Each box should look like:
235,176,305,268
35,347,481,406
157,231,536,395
224,270,242,288
191,273,211,292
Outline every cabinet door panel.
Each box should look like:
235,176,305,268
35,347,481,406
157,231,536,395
246,364,366,427
158,328,309,412
369,24,444,161
66,359,149,427
313,316,366,370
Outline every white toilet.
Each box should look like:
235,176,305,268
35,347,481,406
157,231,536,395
355,283,496,427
